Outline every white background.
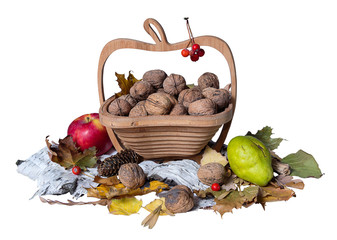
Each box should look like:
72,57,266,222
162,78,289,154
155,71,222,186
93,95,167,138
1,0,336,239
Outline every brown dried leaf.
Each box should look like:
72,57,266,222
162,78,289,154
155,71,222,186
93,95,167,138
259,185,296,203
114,71,141,98
275,175,305,190
40,197,108,206
94,175,120,186
213,186,260,216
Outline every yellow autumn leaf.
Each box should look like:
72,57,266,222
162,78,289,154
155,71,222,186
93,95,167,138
144,198,169,216
200,146,228,166
108,197,142,215
87,180,169,199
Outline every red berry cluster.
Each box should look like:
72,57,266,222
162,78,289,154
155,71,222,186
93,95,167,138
181,18,205,62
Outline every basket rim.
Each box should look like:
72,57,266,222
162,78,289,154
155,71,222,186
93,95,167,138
99,95,233,129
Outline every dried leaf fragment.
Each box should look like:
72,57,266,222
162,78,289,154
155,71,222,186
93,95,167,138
200,146,228,166
114,71,141,98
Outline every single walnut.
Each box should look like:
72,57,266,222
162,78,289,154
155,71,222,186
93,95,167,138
118,94,137,108
129,100,147,117
156,88,165,93
108,99,132,116
178,87,203,108
198,72,220,90
202,87,230,111
118,163,146,189
142,69,167,89
130,81,155,101
163,92,178,106
170,103,187,115
145,92,172,115
197,162,226,186
188,98,216,116
164,185,194,213
163,74,187,96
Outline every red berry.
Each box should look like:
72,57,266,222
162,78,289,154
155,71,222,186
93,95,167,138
181,48,190,57
198,48,205,57
190,54,199,62
72,166,81,175
211,183,221,191
192,44,200,51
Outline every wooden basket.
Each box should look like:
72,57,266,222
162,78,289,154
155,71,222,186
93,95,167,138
98,18,237,162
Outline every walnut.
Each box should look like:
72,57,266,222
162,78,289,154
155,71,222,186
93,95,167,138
118,163,146,189
163,92,178,106
156,88,165,93
129,100,147,117
163,74,187,96
108,99,132,116
145,92,172,115
202,87,230,111
142,69,167,89
178,87,203,108
118,94,137,108
164,185,194,213
130,81,155,101
198,72,220,90
188,98,216,116
197,162,226,186
169,103,187,115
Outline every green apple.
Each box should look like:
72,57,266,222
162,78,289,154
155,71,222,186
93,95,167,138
227,136,273,186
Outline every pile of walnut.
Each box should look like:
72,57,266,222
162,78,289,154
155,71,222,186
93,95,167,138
118,162,194,213
108,69,231,117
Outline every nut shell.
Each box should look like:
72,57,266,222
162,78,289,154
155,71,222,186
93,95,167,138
202,87,229,111
118,94,137,108
197,162,226,186
129,100,148,117
164,185,194,213
188,98,216,116
130,81,155,101
163,74,187,96
198,72,220,90
142,69,167,89
108,99,132,116
118,163,146,189
145,92,172,115
170,103,187,115
178,87,203,108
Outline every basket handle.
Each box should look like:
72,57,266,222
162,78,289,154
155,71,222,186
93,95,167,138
97,18,237,154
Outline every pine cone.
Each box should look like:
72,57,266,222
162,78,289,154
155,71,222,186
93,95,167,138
97,149,142,177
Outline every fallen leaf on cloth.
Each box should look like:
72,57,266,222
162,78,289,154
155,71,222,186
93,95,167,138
87,180,169,199
108,197,142,215
46,136,97,169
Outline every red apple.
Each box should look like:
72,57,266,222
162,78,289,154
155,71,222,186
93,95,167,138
67,113,113,156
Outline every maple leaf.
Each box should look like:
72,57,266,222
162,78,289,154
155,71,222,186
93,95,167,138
246,126,284,151
46,135,97,169
114,71,141,98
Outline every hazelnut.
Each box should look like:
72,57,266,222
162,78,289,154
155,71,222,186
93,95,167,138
198,72,220,90
145,92,172,115
142,69,167,89
108,99,132,116
197,162,226,186
188,98,216,116
178,87,203,108
129,100,148,117
118,163,146,189
164,185,194,213
118,94,137,108
130,81,155,101
202,87,230,111
163,74,187,96
170,103,187,115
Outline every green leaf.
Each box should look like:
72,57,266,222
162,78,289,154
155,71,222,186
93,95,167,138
246,126,284,150
282,150,322,178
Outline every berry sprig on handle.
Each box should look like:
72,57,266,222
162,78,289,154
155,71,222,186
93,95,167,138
181,18,205,62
